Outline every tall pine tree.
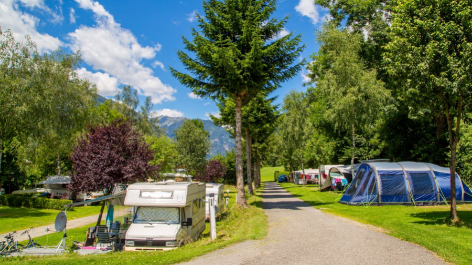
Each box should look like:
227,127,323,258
170,0,304,207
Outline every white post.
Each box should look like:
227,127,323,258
209,197,217,240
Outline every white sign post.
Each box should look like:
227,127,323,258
209,196,217,240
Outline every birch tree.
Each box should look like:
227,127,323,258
308,24,389,178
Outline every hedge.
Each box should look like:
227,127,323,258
0,194,71,210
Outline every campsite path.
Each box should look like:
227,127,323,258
182,182,445,265
0,208,131,242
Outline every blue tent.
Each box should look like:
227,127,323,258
339,162,472,205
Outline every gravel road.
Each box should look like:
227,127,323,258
182,182,445,265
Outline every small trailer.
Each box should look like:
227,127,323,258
123,180,206,251
205,183,225,220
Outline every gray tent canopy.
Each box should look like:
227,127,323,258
39,176,71,185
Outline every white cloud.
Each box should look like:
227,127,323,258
76,67,120,96
321,13,332,23
204,102,210,106
69,8,76,24
295,0,320,25
188,92,201,100
273,27,290,40
0,0,62,53
69,0,175,104
152,109,184,118
187,10,196,22
205,111,220,118
151,60,165,71
302,73,311,82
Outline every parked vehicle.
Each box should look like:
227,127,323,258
277,175,288,183
123,180,206,251
205,183,224,220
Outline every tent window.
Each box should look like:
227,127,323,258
381,174,406,195
357,171,372,196
367,174,377,196
347,168,366,196
410,173,435,195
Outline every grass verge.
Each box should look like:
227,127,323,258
3,185,268,265
0,205,103,235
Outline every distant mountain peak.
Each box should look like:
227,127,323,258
158,116,234,158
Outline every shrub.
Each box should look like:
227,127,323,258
0,194,71,210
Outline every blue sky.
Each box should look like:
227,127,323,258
0,0,330,120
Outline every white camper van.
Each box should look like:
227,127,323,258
205,183,225,220
123,180,206,251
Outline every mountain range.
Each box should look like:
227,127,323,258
158,116,235,158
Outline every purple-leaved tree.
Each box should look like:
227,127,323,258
195,160,226,183
70,118,160,224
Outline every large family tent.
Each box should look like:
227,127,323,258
339,162,472,205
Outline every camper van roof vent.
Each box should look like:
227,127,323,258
165,180,176,183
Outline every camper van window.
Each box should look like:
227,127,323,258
140,191,173,198
134,207,180,224
193,200,199,214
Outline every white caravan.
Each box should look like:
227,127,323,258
205,183,225,220
123,180,206,251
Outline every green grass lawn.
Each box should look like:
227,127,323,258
4,185,268,265
260,166,285,183
0,205,104,234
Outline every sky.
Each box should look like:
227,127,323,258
0,0,331,120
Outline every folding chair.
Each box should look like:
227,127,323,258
95,225,111,247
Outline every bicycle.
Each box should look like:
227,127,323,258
0,231,22,256
21,227,42,249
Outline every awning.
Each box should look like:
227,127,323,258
65,190,126,209
39,176,71,185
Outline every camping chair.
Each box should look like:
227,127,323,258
95,225,111,247
109,221,121,250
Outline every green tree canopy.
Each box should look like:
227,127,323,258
384,0,472,220
174,119,211,176
309,24,390,176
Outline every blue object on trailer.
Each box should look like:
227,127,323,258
278,175,288,183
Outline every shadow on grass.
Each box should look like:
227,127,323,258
410,210,472,229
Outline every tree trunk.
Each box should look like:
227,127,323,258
445,97,462,221
0,139,3,173
351,124,355,178
289,162,293,183
96,199,107,226
255,149,261,188
235,96,247,207
246,128,254,195
301,152,305,187
57,154,62,176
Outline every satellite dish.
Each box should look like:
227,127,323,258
55,211,67,232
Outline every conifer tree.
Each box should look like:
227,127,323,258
171,0,304,207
